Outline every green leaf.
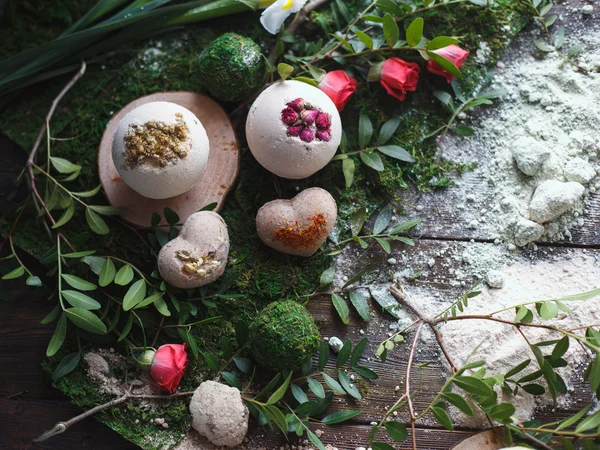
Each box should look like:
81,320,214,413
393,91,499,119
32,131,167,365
355,30,373,50
384,420,408,441
488,403,515,422
52,201,75,229
81,255,104,275
320,267,335,287
318,340,329,372
264,404,288,436
338,370,361,399
349,290,370,321
277,62,294,81
163,207,179,225
117,314,133,342
221,371,241,389
515,306,531,323
61,290,101,310
389,218,421,234
85,208,109,235
533,38,554,52
556,405,590,431
123,279,146,310
323,372,345,394
307,429,325,450
71,184,102,198
321,410,362,425
2,266,25,280
154,295,171,316
61,274,97,291
26,275,43,286
428,52,462,78
342,158,355,188
65,307,107,334
350,206,366,236
376,117,401,146
522,384,545,395
567,43,585,58
360,151,384,171
426,37,460,51
539,301,558,320
99,258,116,287
452,125,474,137
294,76,318,87
552,336,570,359
552,27,565,49
332,293,350,324
336,340,352,368
266,371,293,405
505,359,531,378
575,410,600,433
353,365,378,379
88,205,123,215
307,377,325,398
374,237,391,254
382,13,399,48
432,406,454,430
41,304,61,324
291,383,308,404
151,212,161,227
62,250,96,258
50,157,81,174
350,338,367,367
51,351,80,381
589,355,600,393
203,352,218,370
115,264,134,285
358,114,373,148
442,392,474,416
406,17,424,47
330,33,353,51
434,90,453,107
373,204,393,234
46,313,67,357
453,375,493,397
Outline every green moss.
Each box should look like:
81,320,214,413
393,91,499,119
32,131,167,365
249,300,321,371
197,33,266,102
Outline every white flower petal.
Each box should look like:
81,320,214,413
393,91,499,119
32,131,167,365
260,0,308,34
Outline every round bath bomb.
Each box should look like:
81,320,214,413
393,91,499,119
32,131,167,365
246,80,342,179
112,101,209,199
190,381,249,448
158,211,229,289
256,187,337,257
249,300,320,371
197,33,266,102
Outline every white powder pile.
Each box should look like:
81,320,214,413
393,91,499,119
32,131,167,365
440,30,600,247
402,252,600,427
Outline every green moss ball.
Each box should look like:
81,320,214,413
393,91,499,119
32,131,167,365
197,33,266,102
249,300,321,371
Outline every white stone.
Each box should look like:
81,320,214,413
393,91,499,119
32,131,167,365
511,136,550,176
485,269,505,288
513,218,545,247
246,80,342,179
112,102,209,199
328,336,343,353
387,258,397,265
564,157,596,184
529,180,585,223
582,5,593,14
190,381,249,448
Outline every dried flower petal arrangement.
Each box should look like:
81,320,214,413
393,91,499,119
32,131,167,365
282,98,332,143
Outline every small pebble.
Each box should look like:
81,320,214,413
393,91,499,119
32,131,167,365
387,257,397,265
328,336,343,353
582,5,593,14
359,329,365,335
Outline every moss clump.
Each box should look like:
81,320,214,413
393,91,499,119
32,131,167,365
197,33,266,102
249,300,320,371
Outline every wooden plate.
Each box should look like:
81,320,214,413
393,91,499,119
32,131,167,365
450,429,509,450
98,91,239,227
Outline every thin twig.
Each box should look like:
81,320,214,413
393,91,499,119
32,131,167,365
405,321,424,450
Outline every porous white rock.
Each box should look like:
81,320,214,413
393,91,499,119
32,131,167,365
529,180,585,223
512,218,545,247
511,136,550,176
158,211,229,289
582,5,593,14
485,269,505,289
112,101,209,199
190,381,249,448
328,336,344,353
564,157,596,184
246,80,342,179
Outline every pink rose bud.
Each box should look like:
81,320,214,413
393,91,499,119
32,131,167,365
281,106,299,125
315,112,331,130
301,109,319,125
287,98,304,112
287,125,303,136
427,44,470,83
300,128,315,143
150,343,188,393
316,129,331,142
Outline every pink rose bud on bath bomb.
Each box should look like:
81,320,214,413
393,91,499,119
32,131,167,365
151,343,189,393
246,80,342,179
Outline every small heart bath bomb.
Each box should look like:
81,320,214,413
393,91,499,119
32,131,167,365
256,187,337,257
158,211,229,288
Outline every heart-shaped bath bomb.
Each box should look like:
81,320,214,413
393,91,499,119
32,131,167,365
158,211,229,288
256,187,337,257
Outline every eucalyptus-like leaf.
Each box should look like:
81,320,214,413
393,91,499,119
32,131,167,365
320,267,334,287
406,17,424,47
533,38,554,52
291,383,308,404
115,264,134,285
323,372,345,394
62,290,101,310
51,351,81,381
65,307,107,334
46,313,67,357
384,420,408,441
428,52,462,78
154,295,171,316
354,30,373,50
99,258,116,287
50,157,81,174
426,36,460,51
342,157,355,188
432,406,454,430
442,392,474,416
266,371,293,405
85,208,109,235
117,314,133,342
332,293,350,324
382,13,399,48
360,151,384,171
358,114,373,148
307,377,325,398
349,290,370,321
376,117,401,146
71,184,102,198
52,200,75,229
89,205,123,215
62,250,96,259
373,204,393,235
307,429,325,450
61,274,97,291
321,410,362,424
338,370,361,399
318,340,329,371
123,279,146,310
163,207,179,225
2,266,25,280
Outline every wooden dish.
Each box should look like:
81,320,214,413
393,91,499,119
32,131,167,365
98,91,239,227
450,428,509,450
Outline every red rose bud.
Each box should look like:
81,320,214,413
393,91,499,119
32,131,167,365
150,343,188,393
316,129,331,142
380,58,420,102
287,98,304,112
287,125,303,136
315,112,331,130
300,109,319,126
427,44,469,83
318,70,358,112
300,128,315,143
281,106,299,125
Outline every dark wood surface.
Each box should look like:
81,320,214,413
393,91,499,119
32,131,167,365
2,2,599,449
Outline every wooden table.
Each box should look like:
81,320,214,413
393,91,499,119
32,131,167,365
1,2,598,448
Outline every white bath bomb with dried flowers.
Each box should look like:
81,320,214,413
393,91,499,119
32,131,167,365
112,101,209,199
246,80,342,179
158,211,229,289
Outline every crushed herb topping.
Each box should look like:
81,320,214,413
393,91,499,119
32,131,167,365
123,113,190,168
175,249,221,278
273,214,328,249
